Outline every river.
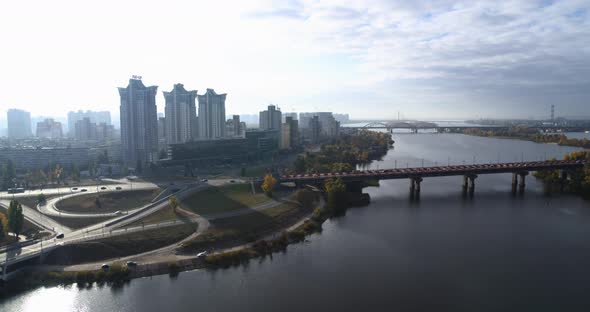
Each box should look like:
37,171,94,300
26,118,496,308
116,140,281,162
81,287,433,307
2,134,590,312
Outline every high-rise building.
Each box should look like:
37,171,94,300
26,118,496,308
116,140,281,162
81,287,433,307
157,117,166,140
282,112,298,122
164,83,198,145
198,89,227,139
309,116,321,144
286,116,299,148
7,109,32,139
259,105,282,131
67,110,111,136
118,77,158,165
225,115,245,138
74,117,94,140
36,118,63,139
299,112,340,137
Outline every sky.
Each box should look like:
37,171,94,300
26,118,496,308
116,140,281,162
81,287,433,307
0,0,589,124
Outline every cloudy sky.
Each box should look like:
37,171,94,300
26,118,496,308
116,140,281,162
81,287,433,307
0,0,588,123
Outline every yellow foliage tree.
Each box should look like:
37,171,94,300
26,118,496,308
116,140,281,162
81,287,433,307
261,174,277,197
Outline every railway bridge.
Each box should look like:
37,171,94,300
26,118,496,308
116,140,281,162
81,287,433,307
279,159,586,198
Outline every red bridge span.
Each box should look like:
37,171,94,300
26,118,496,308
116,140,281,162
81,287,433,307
279,159,587,197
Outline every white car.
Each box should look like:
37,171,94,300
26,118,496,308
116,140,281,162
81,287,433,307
114,211,125,215
197,251,209,258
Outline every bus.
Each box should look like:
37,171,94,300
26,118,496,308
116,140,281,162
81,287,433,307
7,188,25,194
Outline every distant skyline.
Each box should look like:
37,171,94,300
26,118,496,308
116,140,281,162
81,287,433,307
0,0,589,122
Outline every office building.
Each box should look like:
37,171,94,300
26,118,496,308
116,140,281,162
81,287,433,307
67,110,111,137
36,118,63,139
282,112,298,122
7,109,32,139
225,115,245,138
309,116,321,144
299,112,340,137
198,89,226,139
0,147,89,171
164,83,198,145
118,77,158,165
259,105,282,131
280,116,299,150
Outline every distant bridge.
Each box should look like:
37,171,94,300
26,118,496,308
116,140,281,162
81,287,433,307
279,159,586,198
348,121,589,133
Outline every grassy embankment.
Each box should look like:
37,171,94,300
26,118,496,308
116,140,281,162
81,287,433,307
133,183,276,226
43,223,197,265
56,189,161,214
16,196,114,230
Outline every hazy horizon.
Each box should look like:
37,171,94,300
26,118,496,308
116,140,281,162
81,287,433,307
1,0,589,122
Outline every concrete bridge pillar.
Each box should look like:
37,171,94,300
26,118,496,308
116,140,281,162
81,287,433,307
518,171,529,194
409,177,423,199
511,173,518,195
468,175,477,196
462,175,469,194
560,170,568,192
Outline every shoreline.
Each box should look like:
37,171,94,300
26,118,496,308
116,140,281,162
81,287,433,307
0,201,323,297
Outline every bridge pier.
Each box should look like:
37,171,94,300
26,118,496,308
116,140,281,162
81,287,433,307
511,173,518,195
518,171,529,194
409,177,422,199
462,174,477,197
560,170,568,192
468,174,477,196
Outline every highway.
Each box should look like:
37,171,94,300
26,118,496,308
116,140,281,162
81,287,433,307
0,180,208,270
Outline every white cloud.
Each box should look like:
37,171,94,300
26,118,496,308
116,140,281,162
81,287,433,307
0,0,588,121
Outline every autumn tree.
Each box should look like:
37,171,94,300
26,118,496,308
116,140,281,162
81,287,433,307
169,196,179,213
7,200,24,239
261,174,277,197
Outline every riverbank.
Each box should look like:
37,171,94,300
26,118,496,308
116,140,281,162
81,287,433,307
462,127,590,149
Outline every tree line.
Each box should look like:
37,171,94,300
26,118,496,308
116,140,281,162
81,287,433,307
292,130,394,174
463,127,590,149
0,200,24,244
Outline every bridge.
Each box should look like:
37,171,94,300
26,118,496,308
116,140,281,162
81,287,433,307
348,121,589,133
280,159,586,198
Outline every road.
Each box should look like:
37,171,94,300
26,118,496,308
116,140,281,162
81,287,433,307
0,181,209,268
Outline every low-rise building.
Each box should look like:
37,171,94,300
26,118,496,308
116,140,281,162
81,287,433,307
0,146,89,171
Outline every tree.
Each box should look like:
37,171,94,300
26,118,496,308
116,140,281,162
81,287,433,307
294,189,315,208
7,200,24,239
325,178,346,211
0,212,7,242
169,196,179,213
294,156,306,173
37,193,47,205
261,174,277,197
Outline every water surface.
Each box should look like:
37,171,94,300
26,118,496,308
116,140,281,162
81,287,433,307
3,134,590,312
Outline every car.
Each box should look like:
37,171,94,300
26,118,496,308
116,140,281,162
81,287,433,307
80,189,87,192
197,251,209,259
114,211,124,215
115,186,122,190
201,179,208,183
229,180,236,183
100,186,107,190
71,187,78,191
56,233,64,239
126,261,138,267
101,264,110,271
